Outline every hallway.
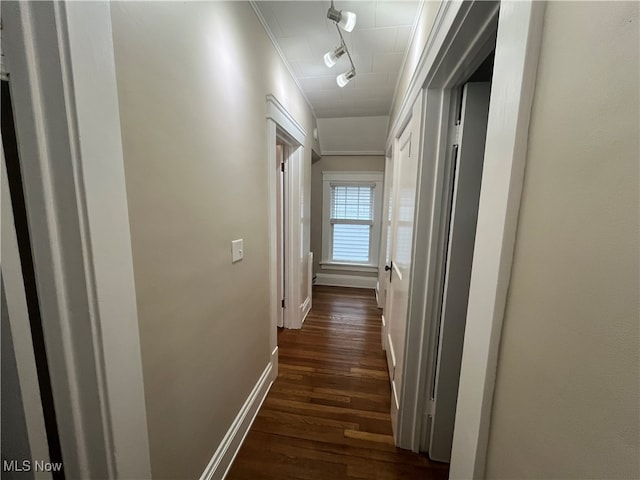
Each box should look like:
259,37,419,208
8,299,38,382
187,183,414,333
2,1,638,478
227,286,449,479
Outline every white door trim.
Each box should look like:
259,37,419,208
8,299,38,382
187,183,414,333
393,0,501,453
377,155,393,309
266,95,306,337
386,1,546,477
451,3,546,477
2,2,151,478
267,94,306,145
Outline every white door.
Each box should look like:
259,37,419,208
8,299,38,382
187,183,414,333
385,112,420,438
428,82,491,462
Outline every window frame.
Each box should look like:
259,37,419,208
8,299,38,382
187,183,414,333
321,171,384,271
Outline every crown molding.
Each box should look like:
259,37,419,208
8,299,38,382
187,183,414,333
249,1,317,120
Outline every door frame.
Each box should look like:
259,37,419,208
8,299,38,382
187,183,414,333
266,95,306,358
428,81,492,463
2,2,151,477
387,1,546,477
377,153,393,347
275,143,286,329
377,153,394,312
2,139,52,476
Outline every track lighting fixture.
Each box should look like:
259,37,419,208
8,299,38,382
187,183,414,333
323,1,357,87
336,68,355,88
324,44,346,68
326,5,357,33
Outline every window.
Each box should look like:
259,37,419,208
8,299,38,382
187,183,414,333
321,172,383,270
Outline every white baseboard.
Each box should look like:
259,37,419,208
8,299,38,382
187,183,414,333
301,295,311,324
199,355,276,480
315,273,377,289
386,332,396,383
387,333,396,370
271,346,278,379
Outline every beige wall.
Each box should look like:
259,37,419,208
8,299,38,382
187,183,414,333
389,1,441,129
486,2,639,478
311,155,385,278
316,116,388,154
110,2,315,478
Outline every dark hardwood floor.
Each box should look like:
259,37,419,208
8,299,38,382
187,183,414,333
226,285,449,480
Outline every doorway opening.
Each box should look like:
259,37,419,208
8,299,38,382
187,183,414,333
275,141,289,331
273,131,303,334
1,79,65,478
384,3,545,476
384,1,513,464
266,95,308,377
422,50,495,463
381,45,496,458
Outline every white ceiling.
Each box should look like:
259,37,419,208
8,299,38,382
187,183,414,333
254,1,420,118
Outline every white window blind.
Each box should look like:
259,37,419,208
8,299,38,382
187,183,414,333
330,184,374,263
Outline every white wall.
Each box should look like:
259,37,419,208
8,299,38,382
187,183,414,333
485,2,639,478
110,2,315,478
389,1,441,129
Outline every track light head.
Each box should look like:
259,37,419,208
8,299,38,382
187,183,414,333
336,68,356,88
324,2,356,84
324,45,346,68
327,6,357,32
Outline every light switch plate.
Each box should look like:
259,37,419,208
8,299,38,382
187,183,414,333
231,239,243,263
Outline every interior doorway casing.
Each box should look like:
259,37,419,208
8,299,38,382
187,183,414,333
384,1,546,477
266,95,307,368
275,143,286,329
377,154,393,311
2,2,152,477
2,139,53,478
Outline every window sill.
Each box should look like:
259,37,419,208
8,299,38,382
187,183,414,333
319,261,379,273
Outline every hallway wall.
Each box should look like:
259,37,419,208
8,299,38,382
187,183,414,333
388,1,441,129
485,2,639,478
316,116,388,154
110,2,315,478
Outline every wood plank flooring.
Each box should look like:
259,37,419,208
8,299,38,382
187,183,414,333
226,286,449,480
